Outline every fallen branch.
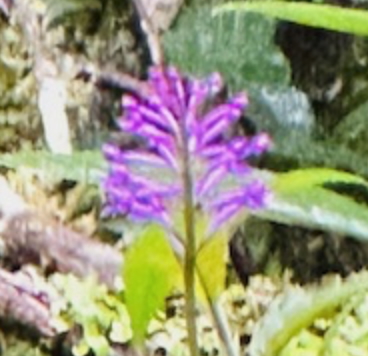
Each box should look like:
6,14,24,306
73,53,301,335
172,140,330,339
0,177,123,290
1,211,123,290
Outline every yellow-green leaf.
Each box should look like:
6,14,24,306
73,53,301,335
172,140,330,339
196,231,228,300
124,224,182,344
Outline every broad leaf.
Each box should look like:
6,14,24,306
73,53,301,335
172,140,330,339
252,86,315,137
164,5,290,90
124,225,182,344
256,168,368,241
164,3,320,170
268,134,368,178
213,2,368,36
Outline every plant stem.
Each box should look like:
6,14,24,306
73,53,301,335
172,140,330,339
181,127,199,356
184,229,199,356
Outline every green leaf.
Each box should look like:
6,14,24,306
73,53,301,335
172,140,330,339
51,273,132,356
164,5,290,90
268,133,368,177
213,2,368,36
196,232,228,300
273,168,368,193
83,323,110,356
164,4,315,166
251,86,315,137
249,271,368,356
124,225,182,344
257,168,368,241
0,150,106,185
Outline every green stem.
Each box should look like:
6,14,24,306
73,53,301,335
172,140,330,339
184,230,199,356
181,132,199,356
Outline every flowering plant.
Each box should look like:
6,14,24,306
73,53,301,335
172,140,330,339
103,65,270,356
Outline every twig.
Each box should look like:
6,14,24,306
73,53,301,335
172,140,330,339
78,66,152,98
131,0,165,65
0,211,123,290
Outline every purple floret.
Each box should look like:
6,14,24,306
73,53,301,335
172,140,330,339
103,66,271,235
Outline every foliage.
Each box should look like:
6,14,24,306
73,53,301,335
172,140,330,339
164,5,290,90
196,231,228,300
267,134,368,178
248,271,368,356
258,168,368,241
0,150,106,185
3,0,368,354
6,150,368,245
124,225,182,344
331,100,368,157
213,1,368,36
51,273,131,356
163,1,368,181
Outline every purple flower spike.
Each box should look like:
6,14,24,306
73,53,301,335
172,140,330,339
103,66,271,235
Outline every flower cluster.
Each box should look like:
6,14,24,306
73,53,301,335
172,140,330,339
103,66,270,236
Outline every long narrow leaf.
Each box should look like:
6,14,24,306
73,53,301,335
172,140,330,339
0,150,106,185
255,168,368,241
213,2,368,36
